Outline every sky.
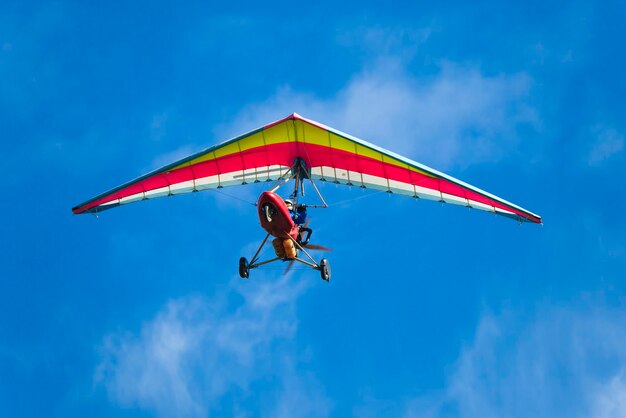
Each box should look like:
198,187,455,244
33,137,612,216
1,0,626,417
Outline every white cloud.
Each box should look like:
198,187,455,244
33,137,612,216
95,277,332,417
271,361,334,418
588,125,624,166
148,144,196,171
591,372,626,418
221,59,538,170
403,306,626,418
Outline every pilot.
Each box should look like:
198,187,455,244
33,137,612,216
285,199,307,226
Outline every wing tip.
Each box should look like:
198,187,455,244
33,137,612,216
525,213,543,224
72,204,99,215
72,205,88,215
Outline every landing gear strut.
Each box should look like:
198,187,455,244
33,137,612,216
238,232,331,282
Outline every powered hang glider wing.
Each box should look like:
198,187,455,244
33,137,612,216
72,113,541,224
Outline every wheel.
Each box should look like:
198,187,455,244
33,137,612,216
319,258,331,282
239,257,249,279
262,203,276,223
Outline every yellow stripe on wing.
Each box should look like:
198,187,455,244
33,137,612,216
168,129,268,171
168,118,435,179
297,120,435,178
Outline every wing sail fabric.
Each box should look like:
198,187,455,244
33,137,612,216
72,113,541,224
72,123,295,214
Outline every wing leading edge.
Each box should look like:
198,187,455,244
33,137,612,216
72,113,541,224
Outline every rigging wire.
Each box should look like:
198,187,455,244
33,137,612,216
207,170,386,209
326,188,388,207
210,188,258,206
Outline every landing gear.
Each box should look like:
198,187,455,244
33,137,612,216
319,258,331,282
239,257,249,279
239,235,331,282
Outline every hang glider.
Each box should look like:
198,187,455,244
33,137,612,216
72,113,541,224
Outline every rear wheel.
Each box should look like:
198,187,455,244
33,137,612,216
319,258,331,282
239,257,249,279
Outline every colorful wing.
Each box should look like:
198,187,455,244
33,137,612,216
72,113,541,224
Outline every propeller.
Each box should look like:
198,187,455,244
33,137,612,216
282,217,332,275
303,243,332,252
283,259,296,275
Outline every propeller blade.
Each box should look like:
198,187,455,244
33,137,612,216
303,244,333,252
283,260,295,275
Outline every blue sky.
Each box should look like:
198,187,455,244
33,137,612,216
2,1,626,417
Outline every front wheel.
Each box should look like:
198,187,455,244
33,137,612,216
239,257,249,279
319,258,331,282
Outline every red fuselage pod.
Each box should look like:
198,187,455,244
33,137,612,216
257,191,299,239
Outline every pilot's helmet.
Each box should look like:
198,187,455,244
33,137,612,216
284,199,294,210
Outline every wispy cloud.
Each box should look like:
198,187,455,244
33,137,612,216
95,277,332,417
403,305,626,418
591,370,626,418
335,25,433,58
221,58,538,170
587,125,624,166
148,144,196,171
